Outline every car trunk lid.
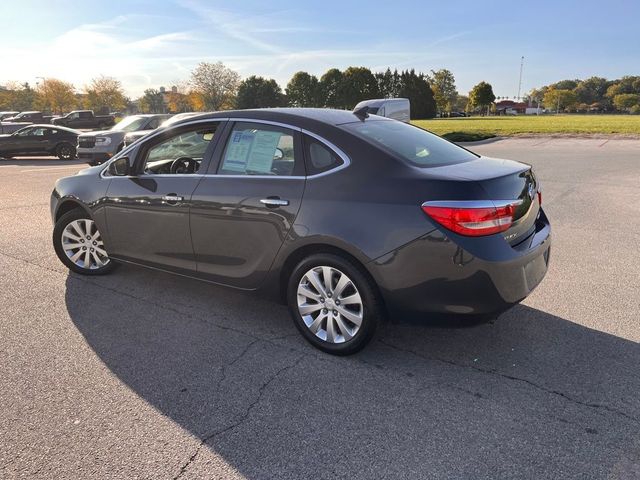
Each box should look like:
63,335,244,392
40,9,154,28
422,156,540,244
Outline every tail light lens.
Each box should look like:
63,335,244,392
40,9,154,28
421,201,522,237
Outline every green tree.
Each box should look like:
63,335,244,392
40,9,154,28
543,89,577,112
573,77,610,105
189,61,241,111
550,79,579,91
286,71,321,107
613,93,640,112
236,76,286,109
84,76,127,113
0,82,37,111
319,68,346,108
375,68,402,99
429,69,458,114
398,69,436,119
138,89,165,113
35,78,76,114
342,67,380,108
468,81,496,114
454,94,469,112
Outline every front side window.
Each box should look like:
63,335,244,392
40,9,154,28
15,127,34,136
69,113,79,119
344,120,478,167
142,124,218,175
219,123,298,176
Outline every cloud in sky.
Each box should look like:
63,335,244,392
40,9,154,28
1,0,638,98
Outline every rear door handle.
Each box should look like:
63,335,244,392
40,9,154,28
260,197,289,207
162,194,184,204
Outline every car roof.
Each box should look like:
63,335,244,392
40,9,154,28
171,108,381,128
27,124,80,134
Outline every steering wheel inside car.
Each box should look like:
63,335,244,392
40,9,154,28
170,157,198,174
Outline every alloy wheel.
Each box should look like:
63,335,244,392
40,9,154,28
61,219,109,270
59,145,74,159
296,266,363,344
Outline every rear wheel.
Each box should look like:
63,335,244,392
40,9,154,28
53,209,115,275
287,253,382,355
56,143,75,160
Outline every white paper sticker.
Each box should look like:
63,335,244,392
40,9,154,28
223,131,255,172
246,130,281,174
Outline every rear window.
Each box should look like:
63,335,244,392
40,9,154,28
344,120,477,167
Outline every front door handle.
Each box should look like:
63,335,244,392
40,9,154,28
162,194,184,204
260,197,289,208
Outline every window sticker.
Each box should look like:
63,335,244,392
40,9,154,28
223,131,255,172
245,130,281,174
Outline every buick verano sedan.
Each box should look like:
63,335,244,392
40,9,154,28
51,109,551,354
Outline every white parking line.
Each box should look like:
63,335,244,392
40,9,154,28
20,166,85,173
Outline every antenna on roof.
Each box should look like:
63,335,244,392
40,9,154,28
352,105,369,120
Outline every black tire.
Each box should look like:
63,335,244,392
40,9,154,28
56,143,75,160
287,253,382,355
53,208,116,276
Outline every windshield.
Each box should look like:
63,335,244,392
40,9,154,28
111,116,148,132
344,120,478,167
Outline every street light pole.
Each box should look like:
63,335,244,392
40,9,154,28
517,56,524,101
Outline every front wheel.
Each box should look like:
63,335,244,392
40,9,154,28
287,253,382,355
53,209,115,275
56,143,75,160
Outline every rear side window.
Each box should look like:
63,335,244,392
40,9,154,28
303,135,344,175
345,120,477,167
219,122,301,176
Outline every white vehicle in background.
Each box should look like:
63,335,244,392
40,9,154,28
76,114,171,165
353,98,410,123
526,107,543,115
123,112,203,147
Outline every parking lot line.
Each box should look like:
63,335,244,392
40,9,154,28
20,165,86,173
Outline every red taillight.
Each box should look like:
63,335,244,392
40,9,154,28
421,201,520,237
537,190,542,206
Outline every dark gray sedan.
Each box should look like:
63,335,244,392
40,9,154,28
50,109,551,355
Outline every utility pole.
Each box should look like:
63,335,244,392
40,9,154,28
517,56,524,101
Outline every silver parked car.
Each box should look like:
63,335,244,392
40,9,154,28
76,114,171,165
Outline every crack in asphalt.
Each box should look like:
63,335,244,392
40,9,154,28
172,354,306,480
3,249,638,473
378,339,639,425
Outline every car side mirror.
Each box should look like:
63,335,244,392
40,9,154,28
108,157,130,176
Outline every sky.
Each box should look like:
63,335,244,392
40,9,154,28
1,0,638,99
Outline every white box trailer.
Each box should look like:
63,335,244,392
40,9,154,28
353,98,410,123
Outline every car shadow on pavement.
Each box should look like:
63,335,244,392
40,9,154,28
0,157,86,166
63,267,640,479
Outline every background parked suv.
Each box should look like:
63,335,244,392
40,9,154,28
76,114,171,165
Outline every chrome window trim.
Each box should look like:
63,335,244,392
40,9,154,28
422,199,524,209
101,116,352,180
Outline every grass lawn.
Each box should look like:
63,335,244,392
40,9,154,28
412,115,640,141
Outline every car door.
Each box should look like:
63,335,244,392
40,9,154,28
103,120,225,273
11,127,46,154
190,120,306,289
79,111,93,128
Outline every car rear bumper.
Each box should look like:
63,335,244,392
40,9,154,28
369,210,551,319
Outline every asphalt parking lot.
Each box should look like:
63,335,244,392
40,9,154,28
1,138,638,479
